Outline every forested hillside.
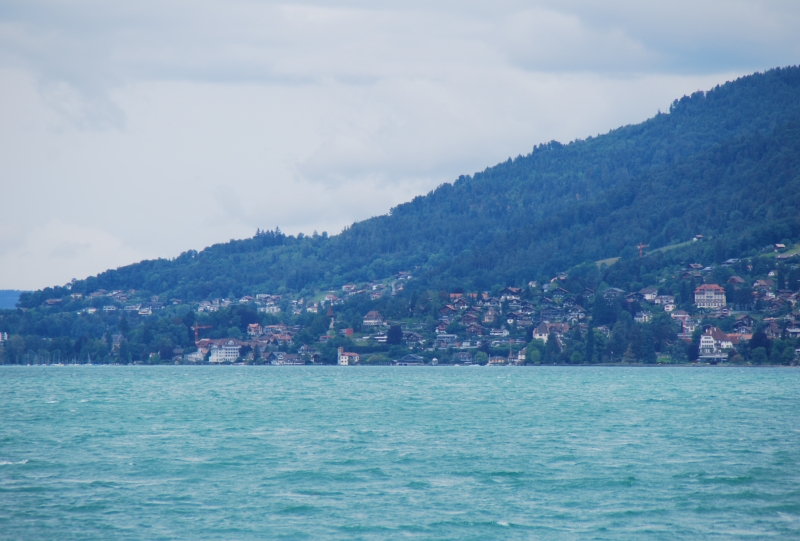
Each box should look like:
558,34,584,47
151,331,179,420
18,66,800,306
4,66,800,366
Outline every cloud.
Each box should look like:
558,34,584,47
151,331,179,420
0,220,146,290
0,1,798,289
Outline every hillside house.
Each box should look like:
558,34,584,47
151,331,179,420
500,287,522,301
362,311,385,327
639,287,659,301
247,323,262,336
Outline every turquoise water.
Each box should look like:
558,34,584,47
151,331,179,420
1,367,799,540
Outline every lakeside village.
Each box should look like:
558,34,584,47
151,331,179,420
3,244,800,367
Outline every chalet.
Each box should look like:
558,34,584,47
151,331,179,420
639,287,659,301
786,328,800,339
764,322,782,339
363,311,385,327
753,279,774,292
728,276,745,285
626,292,645,303
482,309,497,324
689,263,704,270
342,284,357,292
337,347,360,366
489,327,510,337
435,334,458,348
247,323,262,336
774,243,787,252
403,331,425,346
694,284,726,308
500,287,522,301
603,287,626,300
551,287,569,302
567,305,586,323
436,323,448,334
733,315,755,333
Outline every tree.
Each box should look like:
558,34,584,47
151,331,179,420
386,325,403,345
585,325,595,363
751,347,768,365
749,329,771,356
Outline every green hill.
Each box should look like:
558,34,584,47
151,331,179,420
5,66,800,366
21,65,800,305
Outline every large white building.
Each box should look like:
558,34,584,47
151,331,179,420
209,340,241,363
694,284,726,308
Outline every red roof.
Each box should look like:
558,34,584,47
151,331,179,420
695,284,725,292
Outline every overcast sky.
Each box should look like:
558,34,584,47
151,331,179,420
1,0,799,290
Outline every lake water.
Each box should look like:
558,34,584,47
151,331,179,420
1,366,799,540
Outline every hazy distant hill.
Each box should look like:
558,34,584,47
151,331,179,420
21,66,800,305
0,290,22,310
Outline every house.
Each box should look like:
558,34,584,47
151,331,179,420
452,352,474,364
247,323,262,336
634,311,652,323
362,311,384,327
753,279,774,292
337,347,360,365
603,287,626,300
489,327,509,337
698,327,734,360
639,287,659,301
393,354,424,366
268,352,304,365
728,276,745,285
694,284,726,309
403,331,425,346
733,315,755,333
654,295,675,305
533,322,568,342
209,340,241,363
466,324,484,336
499,287,522,301
453,298,469,310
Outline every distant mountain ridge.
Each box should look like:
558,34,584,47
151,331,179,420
20,66,800,305
0,291,22,310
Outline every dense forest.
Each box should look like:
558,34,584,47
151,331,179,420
2,66,800,366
